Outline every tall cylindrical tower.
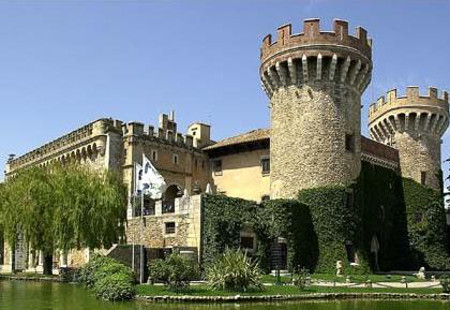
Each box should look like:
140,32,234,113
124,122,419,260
369,87,449,190
260,19,373,199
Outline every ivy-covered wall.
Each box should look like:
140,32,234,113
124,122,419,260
201,163,450,273
297,186,367,273
402,177,450,270
201,195,260,266
357,162,411,271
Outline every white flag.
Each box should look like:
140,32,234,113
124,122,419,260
139,155,167,199
135,163,143,195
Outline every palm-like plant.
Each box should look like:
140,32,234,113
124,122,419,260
206,248,263,292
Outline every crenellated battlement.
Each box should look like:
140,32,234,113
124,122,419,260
7,118,122,173
122,113,209,150
261,18,372,63
369,86,449,119
368,86,450,146
259,18,373,98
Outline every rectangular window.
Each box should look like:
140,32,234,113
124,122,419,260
261,195,270,202
165,222,176,234
421,171,427,185
212,159,222,176
240,236,254,250
261,158,270,175
143,196,155,216
345,134,354,152
173,154,179,165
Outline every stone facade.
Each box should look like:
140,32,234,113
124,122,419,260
369,87,449,190
260,19,372,198
1,112,210,271
125,195,202,258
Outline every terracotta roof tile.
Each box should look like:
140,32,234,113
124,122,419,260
203,129,270,150
204,129,399,165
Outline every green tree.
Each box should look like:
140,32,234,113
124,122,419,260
0,163,126,275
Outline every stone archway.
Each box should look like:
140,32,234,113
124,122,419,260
163,184,182,213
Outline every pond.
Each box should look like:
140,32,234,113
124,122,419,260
0,281,449,310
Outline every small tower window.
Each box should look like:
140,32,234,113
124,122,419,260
421,171,427,185
345,134,355,152
151,150,158,162
173,154,179,165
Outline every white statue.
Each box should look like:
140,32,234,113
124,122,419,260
416,266,426,280
336,260,343,277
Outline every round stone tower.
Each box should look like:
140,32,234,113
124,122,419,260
368,87,449,190
260,18,373,198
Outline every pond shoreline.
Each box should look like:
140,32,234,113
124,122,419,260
137,292,450,303
0,274,66,282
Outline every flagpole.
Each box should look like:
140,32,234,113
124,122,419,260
131,163,135,273
140,157,145,284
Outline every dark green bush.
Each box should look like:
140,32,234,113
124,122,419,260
80,254,135,300
93,272,136,301
440,275,450,293
149,252,199,292
206,248,263,292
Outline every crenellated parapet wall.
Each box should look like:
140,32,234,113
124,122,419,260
368,86,449,190
262,18,373,198
369,87,449,143
6,118,123,175
260,19,372,98
123,121,198,150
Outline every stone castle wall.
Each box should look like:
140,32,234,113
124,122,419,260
125,195,202,258
270,85,361,198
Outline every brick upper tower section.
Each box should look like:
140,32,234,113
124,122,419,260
369,87,449,190
260,18,372,98
260,18,373,199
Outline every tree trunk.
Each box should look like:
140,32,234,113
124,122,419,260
11,246,16,274
43,254,53,275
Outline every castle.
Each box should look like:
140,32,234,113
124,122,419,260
0,18,449,274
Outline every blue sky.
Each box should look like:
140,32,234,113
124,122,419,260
0,0,449,186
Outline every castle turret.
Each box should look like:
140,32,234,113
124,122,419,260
260,18,373,198
369,87,449,190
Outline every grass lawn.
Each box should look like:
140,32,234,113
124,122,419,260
261,273,421,284
136,284,443,297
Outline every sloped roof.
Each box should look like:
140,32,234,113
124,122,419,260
204,128,399,166
203,129,270,151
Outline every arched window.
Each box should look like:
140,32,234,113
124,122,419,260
163,184,182,213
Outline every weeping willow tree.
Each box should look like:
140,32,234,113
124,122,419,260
0,163,127,275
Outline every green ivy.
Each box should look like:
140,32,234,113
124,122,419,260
201,164,450,274
356,162,411,271
201,195,260,266
297,186,364,274
402,177,450,270
258,199,318,272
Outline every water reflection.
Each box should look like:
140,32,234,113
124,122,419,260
0,281,448,310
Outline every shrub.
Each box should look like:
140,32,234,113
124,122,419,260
440,275,450,293
79,254,135,300
149,253,199,292
292,267,310,291
93,272,136,301
206,248,263,292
